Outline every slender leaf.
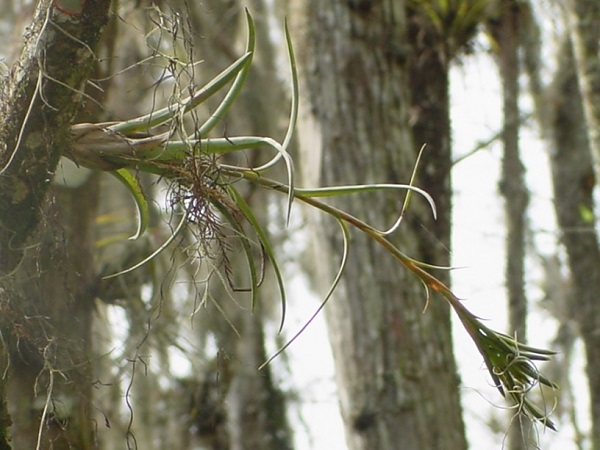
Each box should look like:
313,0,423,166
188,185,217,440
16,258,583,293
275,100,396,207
110,168,149,240
227,185,287,333
108,52,253,136
197,10,256,137
249,18,300,224
212,198,261,312
103,212,187,279
259,218,350,369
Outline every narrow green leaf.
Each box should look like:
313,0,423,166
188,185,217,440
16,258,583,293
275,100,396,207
197,10,256,137
212,198,261,312
260,219,350,370
395,143,429,234
103,213,187,279
295,183,436,218
252,17,300,224
110,168,149,240
228,185,287,333
108,52,253,136
282,18,299,155
156,135,293,160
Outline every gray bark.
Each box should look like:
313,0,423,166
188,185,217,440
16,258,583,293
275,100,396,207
487,4,533,447
295,1,466,449
524,8,600,443
0,0,111,274
547,39,600,450
0,1,110,447
565,0,600,184
1,180,99,449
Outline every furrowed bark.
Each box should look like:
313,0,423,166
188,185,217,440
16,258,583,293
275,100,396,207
0,0,111,275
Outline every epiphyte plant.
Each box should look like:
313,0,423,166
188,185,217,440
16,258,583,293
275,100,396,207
67,10,557,431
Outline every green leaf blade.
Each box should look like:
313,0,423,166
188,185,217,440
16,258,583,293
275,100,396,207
111,168,149,240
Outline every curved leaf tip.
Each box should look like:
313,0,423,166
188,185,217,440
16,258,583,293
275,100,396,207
111,168,149,240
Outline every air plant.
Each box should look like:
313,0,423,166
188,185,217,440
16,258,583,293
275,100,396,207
68,11,557,430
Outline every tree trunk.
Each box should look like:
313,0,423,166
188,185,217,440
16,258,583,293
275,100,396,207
494,3,529,343
0,179,99,449
547,39,600,450
487,4,533,447
295,2,466,449
0,1,110,447
0,0,110,274
565,0,600,183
